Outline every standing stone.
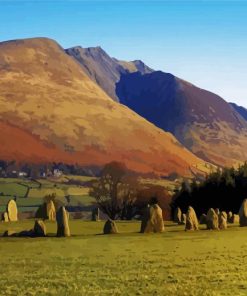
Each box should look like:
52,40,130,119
206,208,219,230
219,212,227,230
7,199,18,221
33,220,46,237
56,206,70,237
103,219,118,234
174,207,182,224
140,205,150,233
215,208,220,217
227,211,233,223
181,213,186,225
140,204,164,233
221,211,227,220
199,214,207,224
233,214,240,224
1,212,9,222
185,206,199,231
47,200,56,221
239,199,247,226
91,207,100,221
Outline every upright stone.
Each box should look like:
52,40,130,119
219,212,227,230
206,208,219,230
34,220,46,237
227,211,233,223
47,200,56,221
185,206,199,231
181,213,186,225
174,207,182,224
140,204,164,233
7,199,18,221
1,212,9,222
140,205,150,233
215,208,220,217
239,199,247,226
199,214,207,224
232,214,240,224
103,219,118,234
56,206,70,237
221,211,227,220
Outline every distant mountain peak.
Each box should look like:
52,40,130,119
66,45,154,101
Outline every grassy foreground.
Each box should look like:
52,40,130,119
0,221,247,296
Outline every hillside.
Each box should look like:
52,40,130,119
116,71,247,166
230,102,247,121
0,37,208,176
65,46,153,101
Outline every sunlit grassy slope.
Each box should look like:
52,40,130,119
0,220,246,295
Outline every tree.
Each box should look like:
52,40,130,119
89,162,138,220
171,163,247,215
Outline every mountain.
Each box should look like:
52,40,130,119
230,103,247,121
65,46,153,101
0,37,208,176
116,71,247,167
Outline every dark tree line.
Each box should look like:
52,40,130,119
171,163,247,216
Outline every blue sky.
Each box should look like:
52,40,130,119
0,0,247,106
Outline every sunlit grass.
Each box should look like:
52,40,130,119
0,220,246,295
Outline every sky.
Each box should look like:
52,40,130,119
0,0,247,106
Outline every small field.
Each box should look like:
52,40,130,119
0,176,96,213
0,220,247,295
0,176,178,214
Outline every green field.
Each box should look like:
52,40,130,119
0,220,247,295
0,177,95,213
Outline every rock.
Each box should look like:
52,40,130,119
219,212,227,230
2,230,17,237
239,199,247,226
181,214,186,225
227,211,233,223
215,208,220,216
199,214,207,224
221,211,227,220
1,212,9,222
185,206,199,231
33,220,46,237
7,199,18,221
206,208,219,230
35,200,56,221
46,200,56,221
91,207,100,221
174,207,182,224
232,214,240,224
103,219,119,234
140,205,150,233
56,206,70,237
18,230,34,237
140,204,164,233
181,213,186,225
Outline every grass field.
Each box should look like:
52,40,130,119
0,176,180,214
0,177,95,213
0,220,247,295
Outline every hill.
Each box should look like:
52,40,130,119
0,37,208,176
65,46,153,101
230,102,247,121
116,71,247,166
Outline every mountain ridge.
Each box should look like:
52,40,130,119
0,37,208,176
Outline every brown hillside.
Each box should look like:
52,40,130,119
116,71,247,167
0,37,209,176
